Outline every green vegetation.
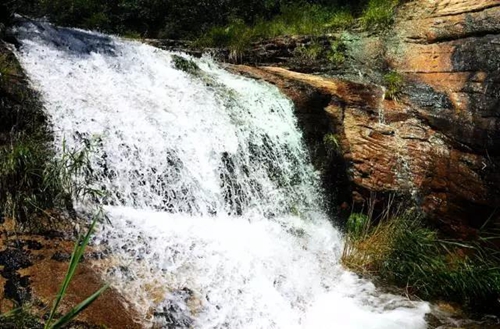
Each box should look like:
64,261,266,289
197,4,354,52
342,211,500,312
360,0,400,30
345,212,369,239
2,0,400,54
290,37,347,67
0,138,102,227
2,0,362,39
383,71,404,100
323,133,341,155
44,215,108,329
294,40,324,61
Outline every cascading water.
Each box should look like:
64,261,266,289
13,21,430,329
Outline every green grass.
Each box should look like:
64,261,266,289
195,0,402,55
360,0,399,30
196,4,354,55
0,137,102,227
342,211,500,312
323,133,341,155
383,71,404,100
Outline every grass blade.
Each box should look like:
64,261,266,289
44,217,98,328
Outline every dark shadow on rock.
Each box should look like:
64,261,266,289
448,33,500,229
290,85,352,222
450,34,500,154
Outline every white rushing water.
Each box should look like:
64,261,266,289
13,21,430,329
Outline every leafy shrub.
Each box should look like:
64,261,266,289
342,211,500,312
346,213,369,240
360,0,399,30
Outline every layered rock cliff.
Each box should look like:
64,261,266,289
229,0,500,237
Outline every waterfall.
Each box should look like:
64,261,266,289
13,21,430,329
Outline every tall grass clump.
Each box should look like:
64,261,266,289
0,138,101,227
196,3,354,53
342,210,500,312
383,71,404,100
360,0,399,30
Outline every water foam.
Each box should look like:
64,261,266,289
13,20,430,328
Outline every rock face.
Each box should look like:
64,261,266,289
230,0,500,237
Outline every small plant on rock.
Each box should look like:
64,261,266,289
323,133,341,156
326,39,346,67
383,71,404,100
294,40,324,61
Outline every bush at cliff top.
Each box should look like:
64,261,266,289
360,0,399,30
7,0,362,39
342,211,500,313
196,3,354,52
